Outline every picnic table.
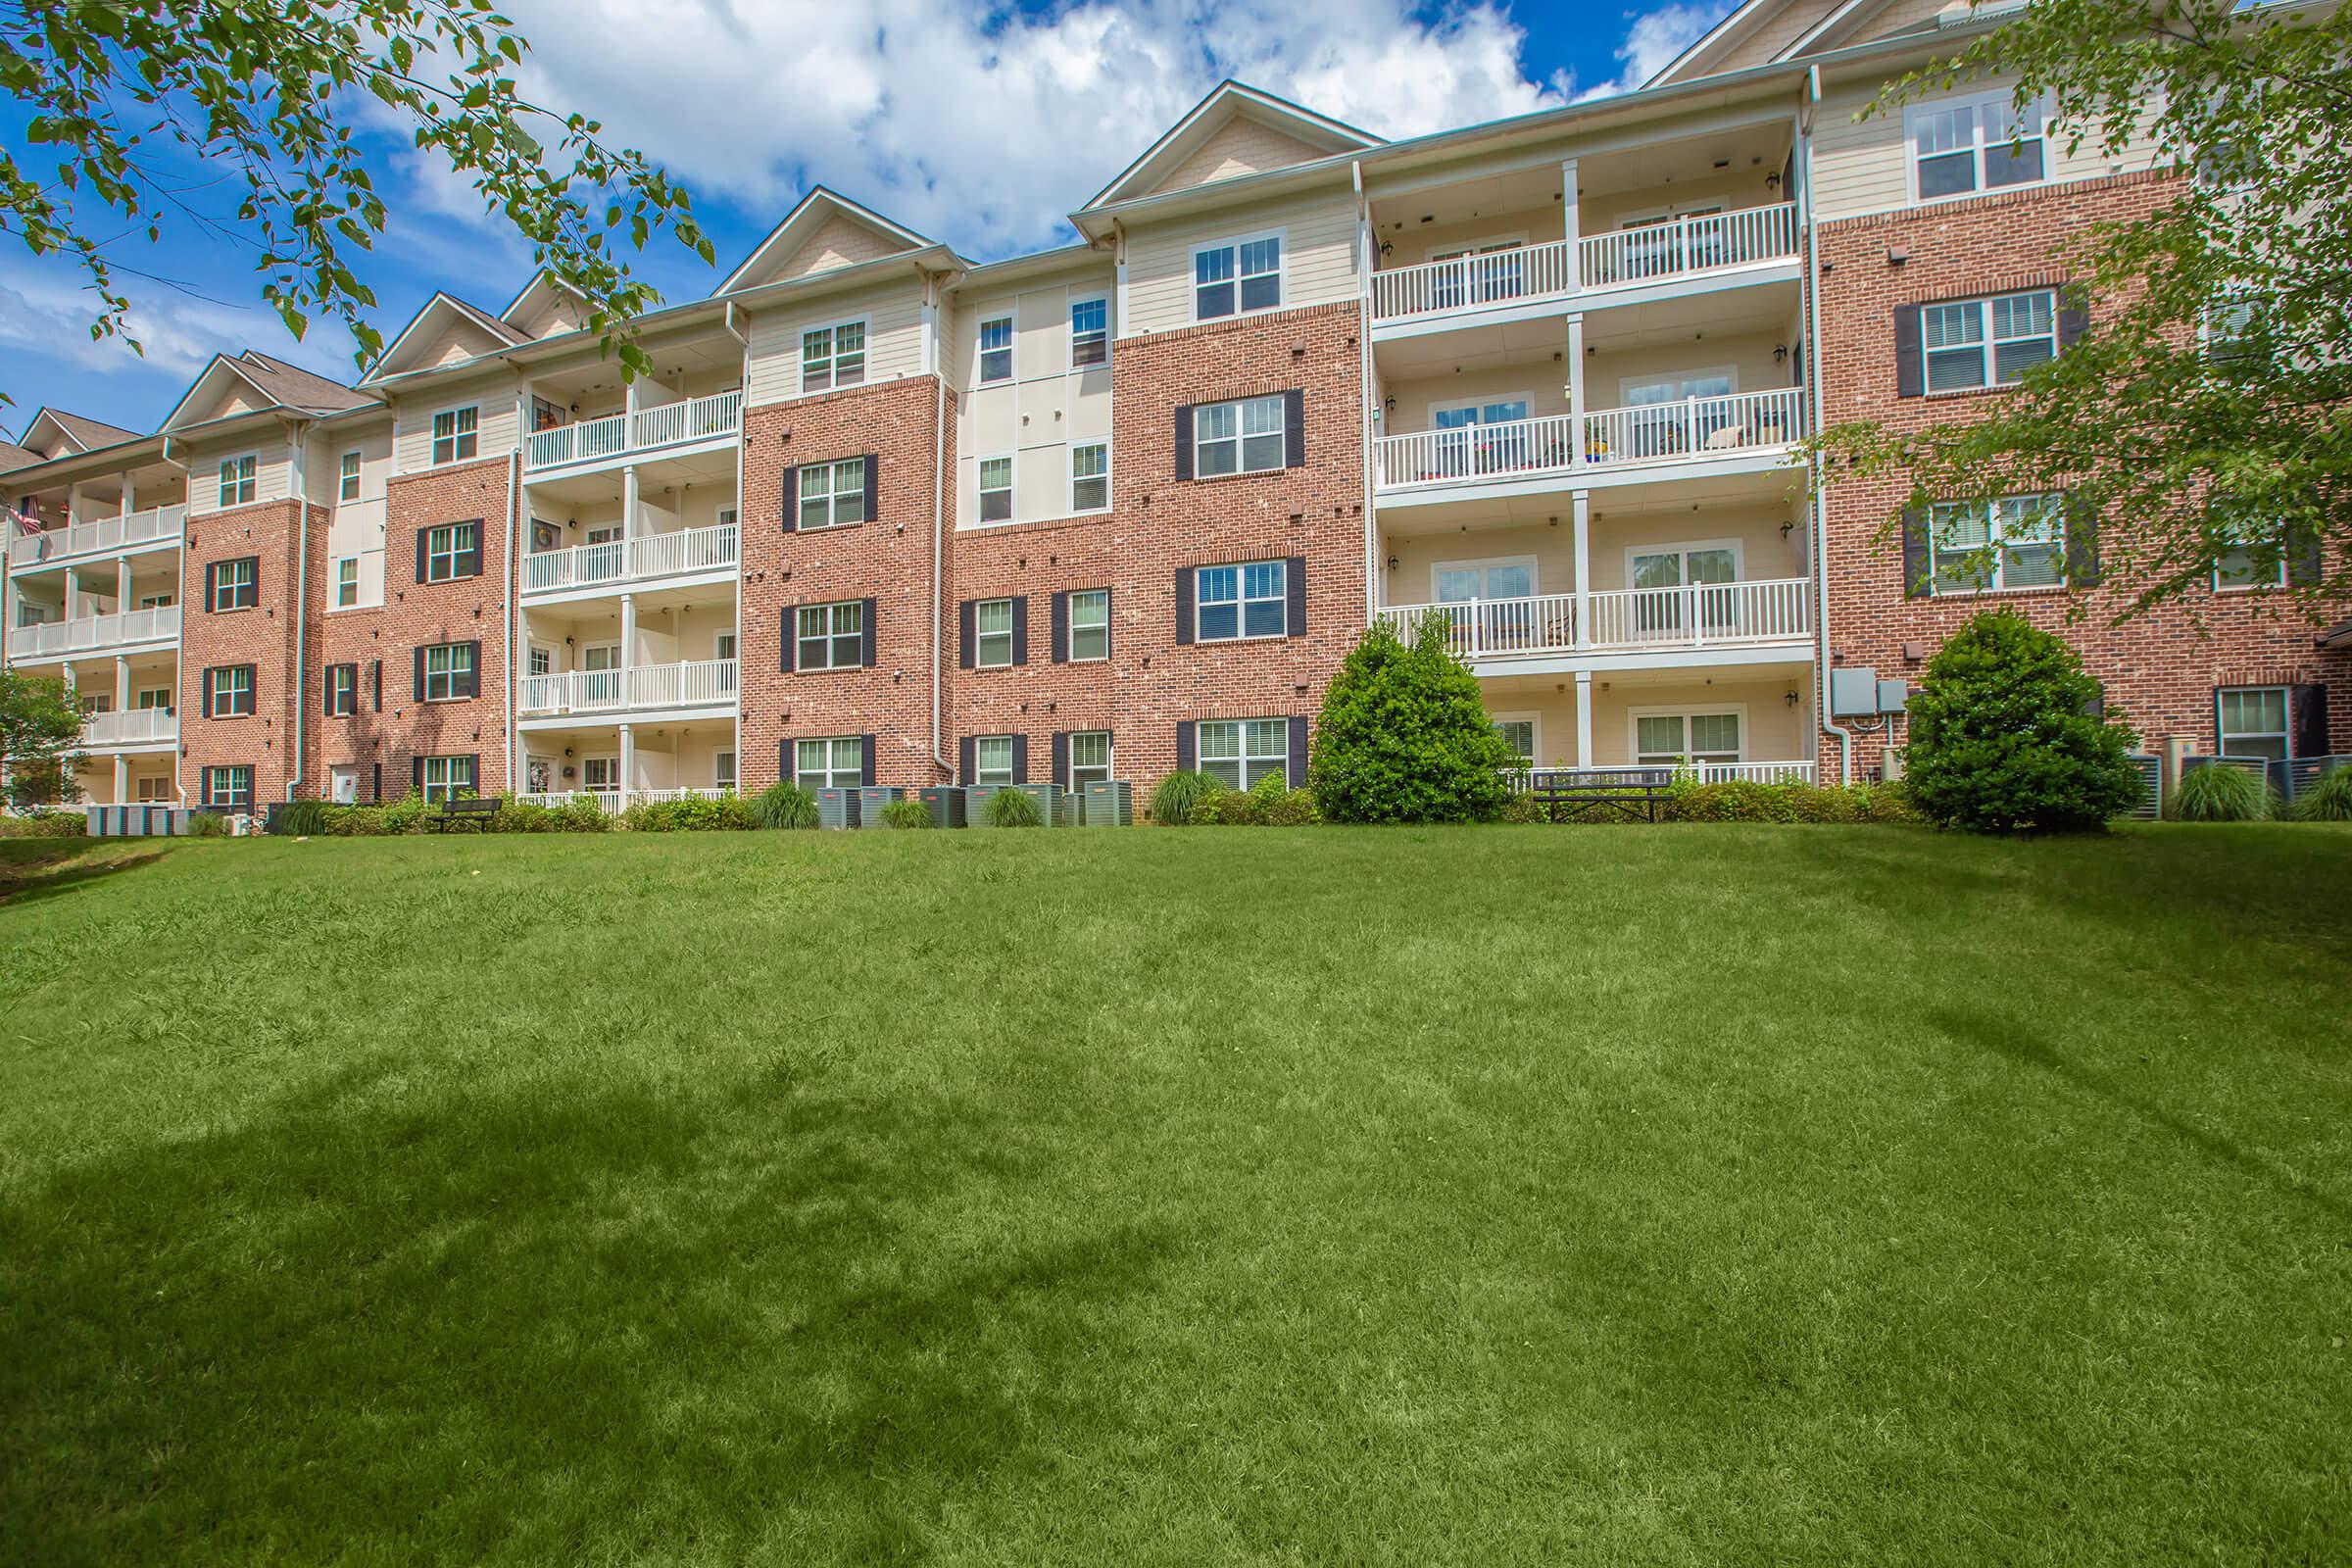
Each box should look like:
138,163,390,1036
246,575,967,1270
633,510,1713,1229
1524,767,1677,822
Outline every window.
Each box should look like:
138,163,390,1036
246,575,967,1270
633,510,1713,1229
1492,715,1539,768
430,406,478,466
1930,494,2066,593
2218,688,2290,760
796,600,865,671
423,520,476,583
334,557,359,608
2202,290,2269,368
326,663,358,715
218,455,257,508
204,765,253,808
1194,233,1282,320
1199,718,1289,790
979,316,1013,383
799,459,867,529
134,687,172,710
1922,291,2057,392
1068,588,1109,661
1635,711,1742,766
1070,442,1109,514
1197,560,1287,642
1195,395,1287,477
1908,94,2046,201
975,597,1015,667
582,757,620,791
419,755,476,805
138,592,174,610
206,664,255,718
528,645,555,678
714,631,737,662
338,451,362,502
802,319,866,393
421,642,475,701
209,557,258,612
714,751,737,791
974,735,1015,786
977,456,1012,523
794,736,863,790
1069,730,1112,788
2215,525,2287,591
1070,298,1108,368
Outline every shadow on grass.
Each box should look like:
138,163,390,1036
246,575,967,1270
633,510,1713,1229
0,840,168,906
0,1060,1174,1562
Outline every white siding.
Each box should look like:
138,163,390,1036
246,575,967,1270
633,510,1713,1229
951,270,1115,528
1158,117,1336,193
1122,184,1359,337
391,374,519,472
315,423,394,611
184,435,293,517
743,279,927,407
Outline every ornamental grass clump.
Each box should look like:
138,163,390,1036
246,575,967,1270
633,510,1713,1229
2296,767,2352,822
1149,770,1220,825
749,781,818,830
981,787,1044,827
2166,763,2271,822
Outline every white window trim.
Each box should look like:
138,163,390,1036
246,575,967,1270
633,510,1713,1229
1428,231,1532,262
798,457,867,531
218,453,258,509
974,451,1016,527
1426,391,1538,428
1628,704,1749,765
713,630,738,660
1619,365,1739,405
795,599,865,672
1194,393,1289,478
1196,559,1289,644
1430,555,1540,602
2217,686,2292,759
338,450,363,503
1068,440,1111,517
1490,710,1542,768
1622,538,1746,587
429,404,480,467
580,754,620,791
973,733,1016,787
579,640,620,672
1197,716,1292,790
714,750,738,791
1922,290,2060,396
800,316,871,397
1190,227,1288,325
1926,493,2069,597
1068,294,1110,370
977,313,1015,385
1903,90,2051,207
974,596,1016,668
1067,587,1111,662
1068,729,1113,784
2213,533,2289,592
422,642,473,702
528,642,558,677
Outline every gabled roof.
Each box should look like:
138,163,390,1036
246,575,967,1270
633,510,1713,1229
17,407,139,457
160,350,371,432
715,186,940,295
1084,80,1382,212
499,270,589,334
361,290,528,383
1645,0,2003,87
0,440,40,473
1646,0,1829,87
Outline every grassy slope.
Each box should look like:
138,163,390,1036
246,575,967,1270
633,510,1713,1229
1,826,2347,1566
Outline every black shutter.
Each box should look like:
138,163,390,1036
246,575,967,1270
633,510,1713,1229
322,667,335,716
1901,506,1930,599
1894,304,1924,398
2287,521,2324,587
2292,685,2328,760
1011,596,1029,665
1173,405,1195,480
1176,721,1197,772
203,562,218,610
1052,731,1069,789
1011,734,1028,785
860,597,877,667
412,756,423,795
464,754,480,795
1284,555,1306,637
958,735,975,783
777,739,794,784
779,606,796,672
2065,498,2100,588
460,641,482,698
371,659,382,712
1051,591,1068,663
371,760,381,803
1101,588,1113,661
459,520,484,578
860,733,877,786
415,526,430,583
413,646,426,701
959,600,976,668
1175,566,1196,644
201,666,215,715
1283,389,1305,468
2057,287,2089,349
780,466,799,532
1287,716,1308,789
861,456,880,522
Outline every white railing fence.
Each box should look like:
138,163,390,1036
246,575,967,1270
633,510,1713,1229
8,603,181,660
515,786,731,814
521,519,738,593
7,503,187,567
1372,414,1575,488
1578,204,1799,290
1581,387,1804,468
1583,577,1811,648
1374,594,1579,660
1694,760,1818,784
516,658,738,716
81,708,179,746
1371,238,1574,321
524,388,742,470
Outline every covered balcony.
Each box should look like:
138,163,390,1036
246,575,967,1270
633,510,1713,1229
517,718,736,810
522,331,745,475
81,706,179,750
518,589,738,726
1475,663,1818,777
8,503,187,572
8,602,180,662
517,659,739,719
1376,577,1811,662
521,442,738,602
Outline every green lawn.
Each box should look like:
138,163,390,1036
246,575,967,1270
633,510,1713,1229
3,825,2347,1565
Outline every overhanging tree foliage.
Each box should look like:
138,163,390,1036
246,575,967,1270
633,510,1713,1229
1,670,86,808
1,0,713,379
1807,0,2351,619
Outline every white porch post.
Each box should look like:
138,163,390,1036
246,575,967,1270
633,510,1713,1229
1562,158,1580,290
63,564,78,622
1571,491,1592,652
116,553,130,610
621,463,639,549
121,473,136,522
617,721,635,812
1566,311,1587,469
619,591,637,683
113,754,127,803
1575,670,1594,768
114,654,129,712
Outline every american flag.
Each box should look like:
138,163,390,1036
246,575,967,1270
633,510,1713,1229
5,503,41,537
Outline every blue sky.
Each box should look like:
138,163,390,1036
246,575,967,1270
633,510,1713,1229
0,0,1731,441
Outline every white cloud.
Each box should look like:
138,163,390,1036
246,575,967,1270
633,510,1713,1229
1576,3,1737,102
0,263,357,385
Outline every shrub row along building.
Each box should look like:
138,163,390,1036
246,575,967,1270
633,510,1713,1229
6,0,2346,812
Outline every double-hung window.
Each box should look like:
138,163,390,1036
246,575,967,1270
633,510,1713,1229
794,736,863,790
430,407,478,466
338,451,363,502
1068,588,1109,661
1493,717,1538,768
974,735,1016,786
1070,298,1108,368
1923,291,2057,391
1197,561,1286,641
326,663,358,715
799,459,866,529
1635,711,1741,767
209,557,258,612
978,316,1013,383
206,664,255,718
796,601,865,670
2218,688,2290,760
1195,233,1282,319
419,755,476,805
1069,730,1112,788
422,642,474,701
802,320,866,393
2215,524,2287,590
218,455,257,508
423,520,476,582
334,557,359,608
975,598,1014,667
1195,394,1286,476
204,765,253,808
977,457,1012,523
1909,94,2046,201
714,751,737,792
1930,493,2066,593
1070,442,1109,513
1198,718,1288,790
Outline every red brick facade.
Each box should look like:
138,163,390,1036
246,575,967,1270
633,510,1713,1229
1812,171,2349,775
176,499,319,807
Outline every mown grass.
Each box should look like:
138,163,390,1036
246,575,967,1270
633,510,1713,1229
2,825,2347,1565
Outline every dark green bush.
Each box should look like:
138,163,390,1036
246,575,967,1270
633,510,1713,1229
981,786,1044,827
879,797,934,828
2296,767,2352,822
1149,769,1220,825
1190,786,1252,826
273,799,331,836
1309,616,1521,823
1261,787,1319,826
1497,793,1544,824
1904,612,2142,833
2167,763,2271,822
0,810,86,838
749,781,818,830
188,810,230,838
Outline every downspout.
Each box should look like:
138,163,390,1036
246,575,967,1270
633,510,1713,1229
286,420,311,802
723,301,749,790
930,270,952,780
1803,65,1852,784
159,434,189,803
1353,159,1379,626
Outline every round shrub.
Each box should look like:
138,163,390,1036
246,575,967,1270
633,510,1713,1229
2166,762,2271,822
981,786,1043,827
1903,612,2142,833
1150,769,1220,825
495,799,556,834
1496,793,1544,824
879,797,934,828
1262,787,1320,826
749,781,819,830
1309,617,1522,823
2296,767,2352,822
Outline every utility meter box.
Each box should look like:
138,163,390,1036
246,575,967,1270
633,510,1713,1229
1829,666,1881,717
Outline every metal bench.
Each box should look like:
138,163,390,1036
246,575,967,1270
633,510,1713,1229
428,796,500,833
1524,766,1676,823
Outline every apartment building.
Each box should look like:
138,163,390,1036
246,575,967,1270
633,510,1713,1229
6,0,2345,811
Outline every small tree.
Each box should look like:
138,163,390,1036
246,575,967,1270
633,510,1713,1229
1905,612,2141,833
1308,616,1521,823
1,670,86,809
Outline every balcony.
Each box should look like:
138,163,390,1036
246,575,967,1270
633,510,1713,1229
521,520,739,597
524,389,742,472
8,604,181,662
1374,578,1812,663
81,708,178,748
516,658,738,719
1372,388,1804,495
8,504,186,569
1368,204,1799,326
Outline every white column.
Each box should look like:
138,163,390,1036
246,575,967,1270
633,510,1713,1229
1571,491,1592,652
619,592,637,705
114,654,129,712
63,564,78,622
618,722,635,811
1575,671,1594,769
1561,158,1581,290
1566,312,1587,468
116,553,130,611
621,464,639,547
121,473,136,522
113,754,128,803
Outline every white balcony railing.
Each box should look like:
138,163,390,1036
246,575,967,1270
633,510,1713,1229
516,658,738,717
8,504,187,568
515,786,732,813
1529,760,1817,786
1577,204,1800,291
1371,239,1574,322
524,389,743,471
1582,387,1805,469
7,603,181,661
521,519,739,594
1373,414,1577,489
1693,760,1817,783
81,708,178,747
1374,577,1811,660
